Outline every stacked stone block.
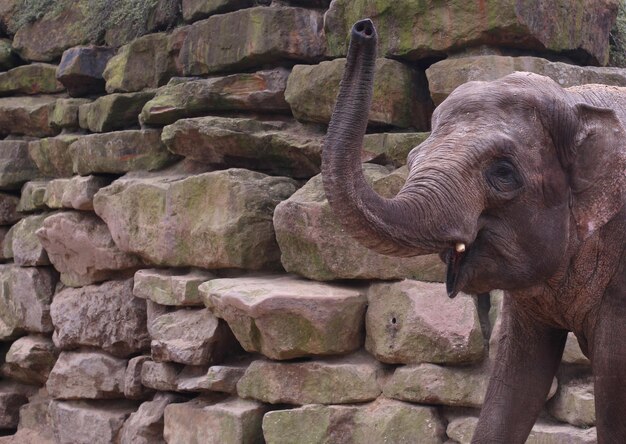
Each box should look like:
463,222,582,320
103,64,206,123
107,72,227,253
0,0,621,442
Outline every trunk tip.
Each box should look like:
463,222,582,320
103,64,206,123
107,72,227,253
352,19,376,41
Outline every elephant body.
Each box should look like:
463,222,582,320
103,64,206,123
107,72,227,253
322,19,626,444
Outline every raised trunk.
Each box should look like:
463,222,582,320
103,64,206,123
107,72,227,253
321,19,436,257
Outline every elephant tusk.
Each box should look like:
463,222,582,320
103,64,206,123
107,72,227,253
455,243,466,253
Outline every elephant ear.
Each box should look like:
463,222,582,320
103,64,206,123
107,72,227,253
568,103,626,239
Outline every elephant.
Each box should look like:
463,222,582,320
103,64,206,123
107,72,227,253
322,19,626,444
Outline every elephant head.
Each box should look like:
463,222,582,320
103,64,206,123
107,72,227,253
322,19,626,298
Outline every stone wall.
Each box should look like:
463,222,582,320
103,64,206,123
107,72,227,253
0,1,621,443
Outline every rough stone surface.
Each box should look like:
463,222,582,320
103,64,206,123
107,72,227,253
0,193,20,225
383,363,488,408
0,140,39,190
6,213,51,265
562,333,591,366
94,168,298,270
68,129,175,175
133,268,214,306
427,55,626,105
48,98,90,130
0,227,9,262
163,396,268,444
201,275,366,359
104,28,189,93
548,374,595,427
49,399,137,444
50,279,148,356
363,132,430,167
236,353,383,405
0,64,63,96
0,39,17,70
10,391,55,442
0,382,38,429
180,6,326,76
182,0,254,22
37,212,143,287
16,180,49,212
28,135,79,178
274,165,445,281
46,351,127,400
286,58,432,129
262,398,446,444
141,361,184,392
0,265,57,339
78,91,155,133
56,45,116,97
1,335,58,385
162,116,324,178
43,179,70,209
124,356,153,400
59,175,113,211
0,95,59,137
324,0,618,65
366,280,485,364
446,416,597,444
119,393,185,444
141,68,290,125
150,308,237,366
177,357,252,394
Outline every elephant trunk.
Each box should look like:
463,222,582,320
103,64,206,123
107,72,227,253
322,19,439,257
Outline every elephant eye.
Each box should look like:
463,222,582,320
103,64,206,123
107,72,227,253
485,159,522,193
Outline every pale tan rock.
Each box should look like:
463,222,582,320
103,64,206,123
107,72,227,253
50,279,149,357
0,96,60,138
363,132,430,167
124,356,153,400
16,180,49,212
141,361,184,392
0,140,39,190
1,335,57,385
201,275,366,359
60,175,112,211
46,351,127,400
78,90,155,132
49,98,91,130
164,396,268,444
43,179,70,209
133,268,214,306
274,166,445,281
562,333,591,366
119,393,186,444
548,374,595,427
236,353,383,405
37,212,143,287
5,213,51,266
27,135,79,178
177,356,252,394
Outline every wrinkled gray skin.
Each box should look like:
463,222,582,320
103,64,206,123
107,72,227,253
322,19,626,443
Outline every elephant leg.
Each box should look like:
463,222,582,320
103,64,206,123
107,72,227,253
472,296,567,444
593,275,626,444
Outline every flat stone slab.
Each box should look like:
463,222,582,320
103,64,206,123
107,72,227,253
133,268,214,306
274,165,445,281
177,357,252,394
0,95,60,137
286,58,431,129
180,6,325,75
68,129,175,175
236,353,383,405
28,135,80,178
46,351,127,400
78,90,155,132
262,398,446,444
37,211,143,287
200,275,367,359
94,168,297,270
0,63,64,96
141,69,290,125
0,140,40,190
161,116,324,179
164,396,269,444
1,335,58,385
427,55,626,106
50,279,149,357
366,280,485,364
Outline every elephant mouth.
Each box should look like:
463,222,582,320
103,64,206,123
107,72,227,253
445,246,468,298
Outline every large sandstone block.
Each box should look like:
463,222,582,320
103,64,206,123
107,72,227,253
324,0,619,65
5,213,51,266
50,279,149,357
94,169,298,270
119,393,185,444
0,140,39,190
37,212,143,287
49,400,137,444
236,353,383,405
180,6,325,75
103,28,189,93
0,63,63,96
163,396,269,444
46,351,127,400
286,58,432,129
366,280,485,364
162,116,324,179
0,96,60,137
133,268,214,306
150,308,237,366
200,275,366,359
262,399,446,444
68,129,175,175
78,91,155,132
0,265,57,339
56,45,115,97
427,55,626,105
274,165,445,280
28,135,79,178
141,69,290,125
1,335,58,385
